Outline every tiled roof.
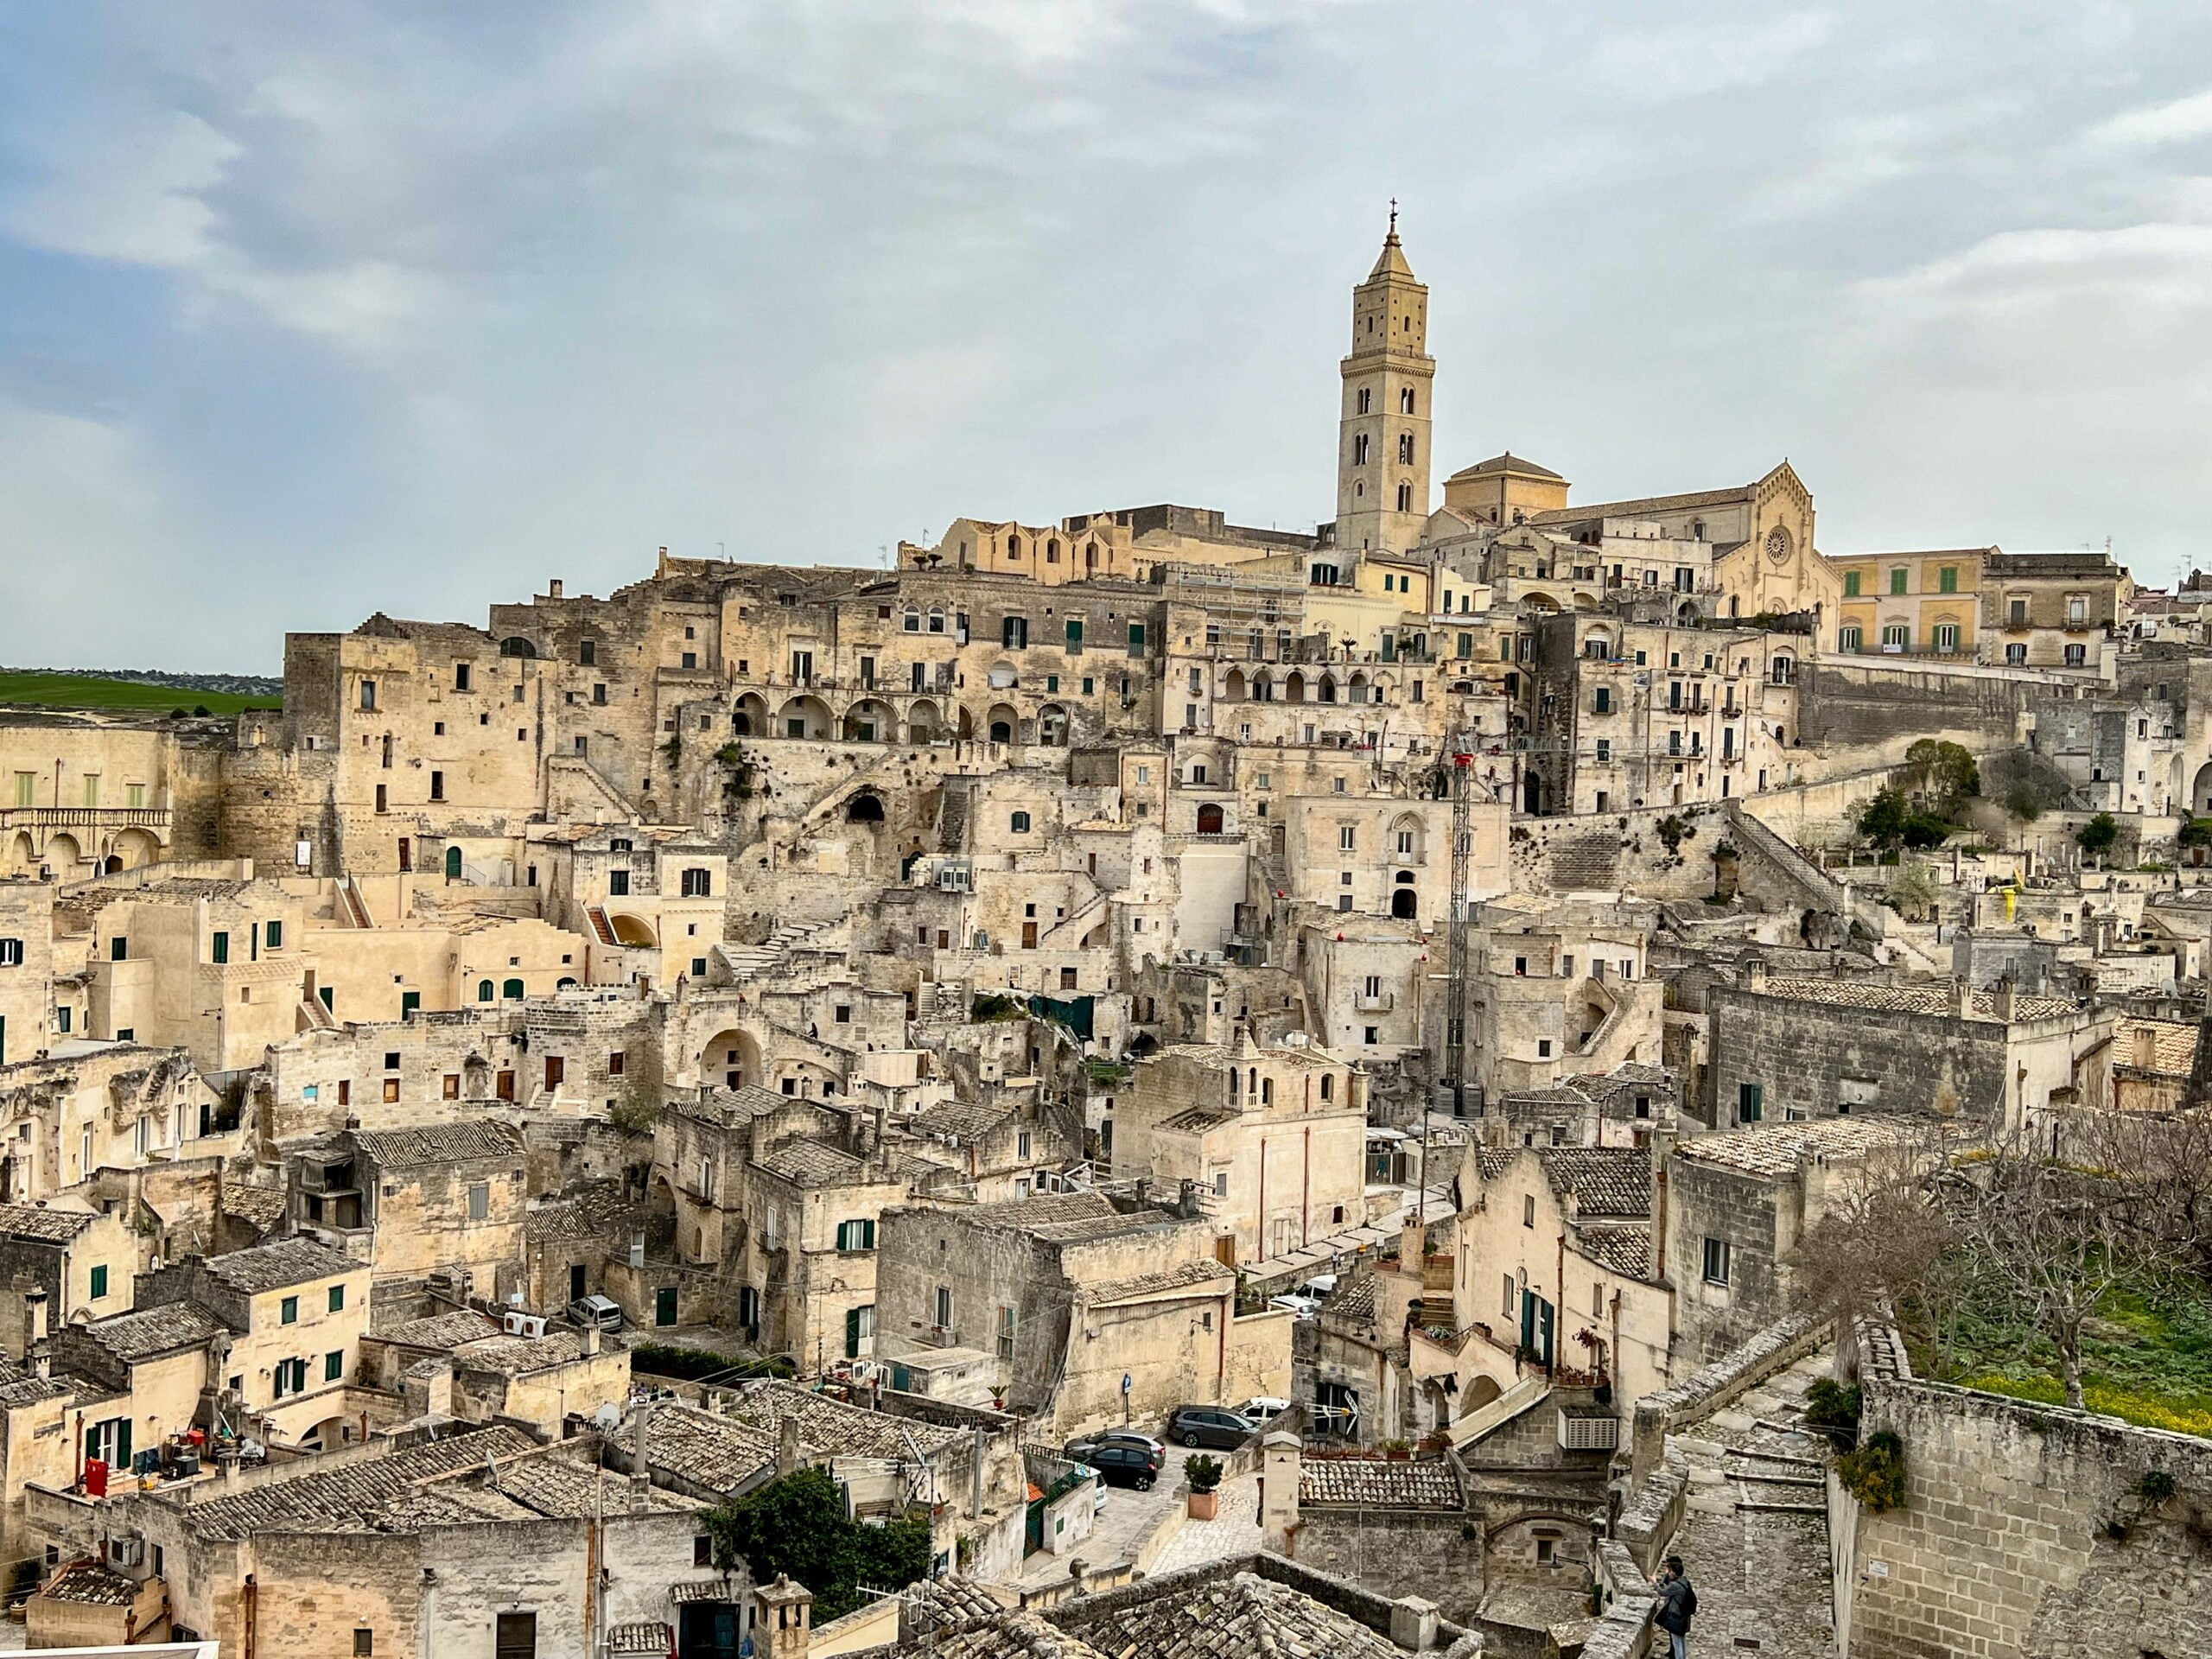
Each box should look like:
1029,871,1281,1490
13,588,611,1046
0,1204,96,1243
452,1330,600,1376
1156,1106,1240,1135
1087,1261,1233,1306
607,1624,673,1656
221,1184,289,1233
907,1575,1011,1636
1539,1147,1651,1218
371,1310,503,1348
351,1121,524,1166
1576,1223,1652,1279
909,1099,1016,1144
2114,1016,2196,1077
613,1403,777,1492
725,1379,966,1459
1299,1456,1462,1510
180,1426,540,1540
1676,1115,1922,1179
201,1236,358,1294
1529,482,1753,524
38,1560,139,1606
678,1085,795,1127
949,1193,1169,1243
914,1611,1109,1658
524,1180,639,1243
0,1355,68,1408
1754,975,2079,1024
1321,1273,1378,1324
76,1303,226,1363
1471,1148,1517,1183
753,1138,869,1188
1052,1568,1407,1659
1447,451,1566,482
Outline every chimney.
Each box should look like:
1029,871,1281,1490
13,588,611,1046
1948,977,1971,1019
632,1470,654,1514
2133,1024,2159,1071
581,1322,601,1358
547,579,563,599
1992,976,2018,1023
1261,1430,1302,1554
1399,1216,1426,1273
776,1415,801,1479
1739,958,1767,993
1390,1595,1440,1651
1650,1132,1675,1287
22,1284,48,1351
754,1574,814,1659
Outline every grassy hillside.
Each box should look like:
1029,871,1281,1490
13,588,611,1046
0,671,280,716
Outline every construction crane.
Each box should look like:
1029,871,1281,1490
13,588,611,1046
1440,734,1476,1119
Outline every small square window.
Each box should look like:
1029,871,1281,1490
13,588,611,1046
280,1296,299,1325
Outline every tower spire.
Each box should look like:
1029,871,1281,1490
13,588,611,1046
1388,197,1399,241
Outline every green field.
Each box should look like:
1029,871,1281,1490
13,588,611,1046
0,672,280,716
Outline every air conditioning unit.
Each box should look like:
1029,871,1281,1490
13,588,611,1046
1557,1408,1618,1452
503,1310,548,1340
106,1537,144,1568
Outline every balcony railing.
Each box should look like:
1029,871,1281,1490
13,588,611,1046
0,807,168,830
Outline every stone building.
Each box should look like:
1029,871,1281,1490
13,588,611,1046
1109,1031,1368,1263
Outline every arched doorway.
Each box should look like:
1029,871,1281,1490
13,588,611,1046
1285,671,1306,703
846,791,886,823
5,833,32,874
2192,760,2212,816
103,855,124,875
112,828,160,869
43,834,79,876
1037,704,1069,747
444,846,463,880
700,1028,761,1091
1197,803,1225,834
608,913,658,947
1390,875,1418,920
906,698,943,742
777,696,833,741
1522,770,1541,815
733,693,769,735
986,702,1019,744
842,699,894,742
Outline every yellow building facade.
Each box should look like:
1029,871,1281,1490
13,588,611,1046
1827,547,1988,658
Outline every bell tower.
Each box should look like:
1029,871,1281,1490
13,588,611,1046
1336,204,1435,556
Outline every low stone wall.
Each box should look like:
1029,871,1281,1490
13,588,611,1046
1629,1314,1825,1486
1581,1539,1660,1659
1292,1506,1485,1625
1846,1371,2212,1659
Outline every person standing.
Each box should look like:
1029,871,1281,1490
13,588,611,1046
1651,1555,1697,1659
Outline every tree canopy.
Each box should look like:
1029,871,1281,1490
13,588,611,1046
701,1467,932,1622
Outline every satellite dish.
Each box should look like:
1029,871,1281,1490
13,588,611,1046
592,1403,623,1432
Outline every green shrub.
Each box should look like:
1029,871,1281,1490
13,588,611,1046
702,1468,931,1620
1803,1379,1863,1442
1185,1454,1224,1495
1837,1429,1908,1511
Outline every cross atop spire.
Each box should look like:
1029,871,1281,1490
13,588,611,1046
1388,198,1399,241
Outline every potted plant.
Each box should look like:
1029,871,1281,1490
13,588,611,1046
1382,1438,1413,1461
1185,1453,1224,1520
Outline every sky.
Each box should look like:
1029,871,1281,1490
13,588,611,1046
3,1,2210,673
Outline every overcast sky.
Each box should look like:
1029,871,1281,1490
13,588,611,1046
3,2,2209,673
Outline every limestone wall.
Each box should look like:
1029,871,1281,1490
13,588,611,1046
1846,1373,2212,1659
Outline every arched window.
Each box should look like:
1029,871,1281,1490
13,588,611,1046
1046,539,1060,564
1007,535,1022,559
1398,432,1414,464
928,607,945,633
1396,483,1414,512
476,979,494,1001
1770,655,1796,686
1400,386,1415,414
501,978,524,1000
1352,434,1370,466
1357,388,1371,414
902,608,920,632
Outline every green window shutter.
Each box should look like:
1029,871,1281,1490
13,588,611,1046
326,1350,345,1382
846,1306,861,1359
90,1264,107,1300
211,931,229,965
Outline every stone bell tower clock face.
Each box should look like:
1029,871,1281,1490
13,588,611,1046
1764,526,1792,565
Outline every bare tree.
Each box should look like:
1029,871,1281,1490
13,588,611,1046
1789,1125,1960,1335
1938,1132,2135,1409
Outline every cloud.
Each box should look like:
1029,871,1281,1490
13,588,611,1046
4,0,2212,657
2086,87,2212,148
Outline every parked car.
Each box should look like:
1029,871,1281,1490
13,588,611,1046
1268,1291,1325,1320
1074,1441,1162,1491
1166,1405,1256,1448
1066,1429,1166,1461
1299,1274,1338,1300
1238,1396,1292,1422
569,1294,624,1331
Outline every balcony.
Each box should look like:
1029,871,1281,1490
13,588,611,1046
1354,990,1395,1014
918,1324,962,1349
0,806,169,831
